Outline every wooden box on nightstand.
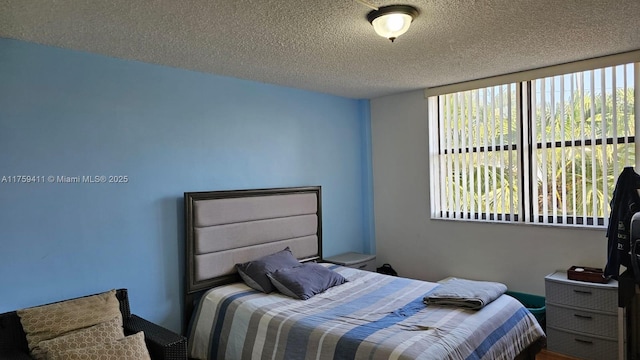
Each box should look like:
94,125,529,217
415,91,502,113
323,252,376,271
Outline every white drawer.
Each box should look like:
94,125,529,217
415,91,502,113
324,253,376,272
545,280,617,312
547,327,617,360
347,259,376,271
546,303,617,338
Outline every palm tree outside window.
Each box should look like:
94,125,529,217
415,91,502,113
428,61,636,228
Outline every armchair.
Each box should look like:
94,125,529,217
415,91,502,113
0,289,186,360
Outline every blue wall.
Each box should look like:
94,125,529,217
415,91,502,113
0,38,373,332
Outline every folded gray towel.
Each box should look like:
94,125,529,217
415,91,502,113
424,278,507,310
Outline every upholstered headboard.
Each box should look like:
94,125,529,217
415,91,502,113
183,186,322,327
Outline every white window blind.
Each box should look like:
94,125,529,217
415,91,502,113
429,61,636,227
433,84,520,221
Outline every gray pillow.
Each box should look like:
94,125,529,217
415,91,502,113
267,263,347,300
236,247,301,293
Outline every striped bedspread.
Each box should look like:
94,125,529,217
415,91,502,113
188,264,545,360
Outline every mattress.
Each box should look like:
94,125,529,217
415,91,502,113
188,264,545,360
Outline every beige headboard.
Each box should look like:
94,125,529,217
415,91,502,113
183,186,322,324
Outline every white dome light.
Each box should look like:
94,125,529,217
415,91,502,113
367,5,419,42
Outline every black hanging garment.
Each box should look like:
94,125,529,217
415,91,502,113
604,167,640,279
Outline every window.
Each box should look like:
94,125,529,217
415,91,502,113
428,60,637,227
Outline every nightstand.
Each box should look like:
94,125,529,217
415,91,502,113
545,270,619,360
323,252,376,271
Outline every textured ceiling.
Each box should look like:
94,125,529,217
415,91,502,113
1,0,639,99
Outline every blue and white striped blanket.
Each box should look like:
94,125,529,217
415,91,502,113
188,264,545,360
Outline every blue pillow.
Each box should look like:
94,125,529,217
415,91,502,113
267,263,347,300
236,247,301,293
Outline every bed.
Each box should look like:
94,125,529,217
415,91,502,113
183,186,545,360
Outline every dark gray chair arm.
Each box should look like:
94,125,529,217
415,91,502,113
123,315,187,360
0,350,32,360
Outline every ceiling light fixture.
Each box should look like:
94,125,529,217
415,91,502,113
366,5,418,42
